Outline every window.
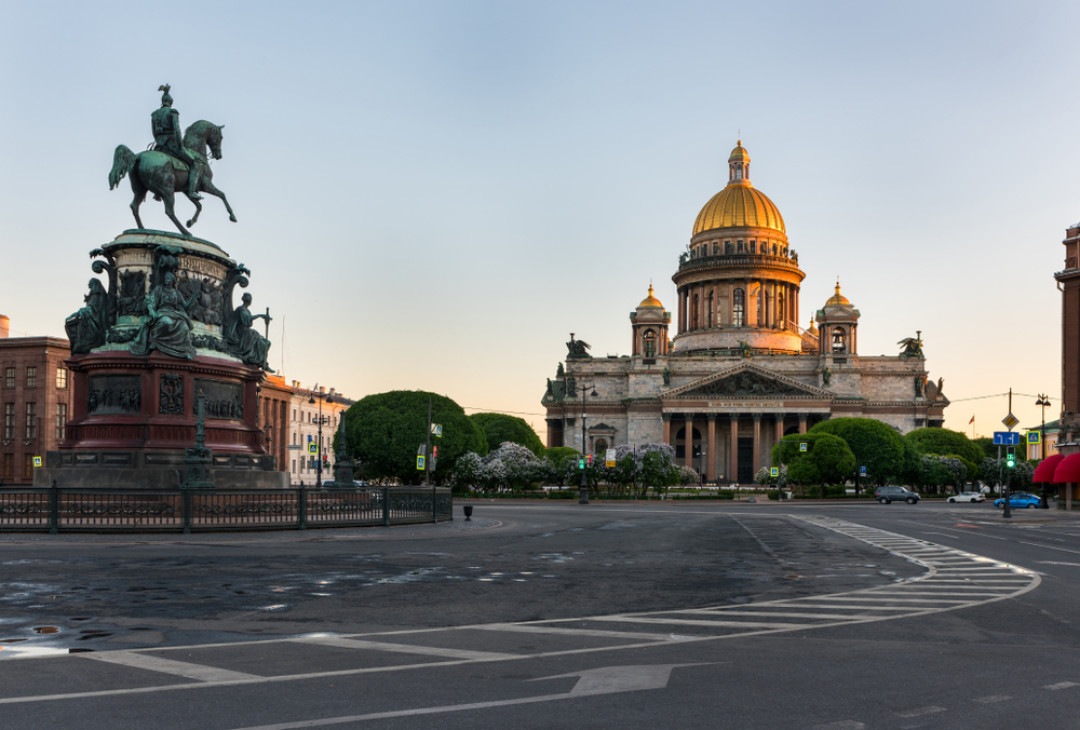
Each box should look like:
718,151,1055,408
733,288,746,327
25,403,36,439
23,454,33,479
56,368,67,389
4,368,13,388
55,403,67,441
3,403,12,439
643,330,657,357
25,367,36,388
2,453,12,481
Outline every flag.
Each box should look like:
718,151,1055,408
969,415,975,424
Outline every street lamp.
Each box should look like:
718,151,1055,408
1037,393,1051,508
573,382,597,504
308,385,334,487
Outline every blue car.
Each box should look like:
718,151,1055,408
994,492,1041,509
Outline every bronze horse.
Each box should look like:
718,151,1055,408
109,120,236,237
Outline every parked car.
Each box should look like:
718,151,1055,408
994,492,1041,509
875,486,920,504
948,491,986,503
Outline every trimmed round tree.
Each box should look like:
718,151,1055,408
468,412,544,455
772,432,856,494
344,390,486,485
809,418,905,487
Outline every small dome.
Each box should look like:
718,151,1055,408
728,140,750,163
825,281,851,307
638,284,664,309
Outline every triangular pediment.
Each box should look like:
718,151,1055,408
666,363,828,399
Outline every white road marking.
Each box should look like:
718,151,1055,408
223,664,705,730
290,636,519,660
79,651,260,682
974,694,1011,703
896,705,947,718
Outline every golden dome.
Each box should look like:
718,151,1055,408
825,281,851,307
692,140,786,236
638,283,664,309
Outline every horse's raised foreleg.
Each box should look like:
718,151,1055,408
202,179,237,223
185,196,204,229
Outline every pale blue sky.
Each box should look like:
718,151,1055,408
1,1,1076,438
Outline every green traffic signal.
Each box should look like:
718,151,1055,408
1006,449,1016,468
578,459,585,470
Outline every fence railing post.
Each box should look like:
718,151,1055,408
49,480,59,535
382,487,390,527
432,486,437,524
298,483,307,530
181,488,192,535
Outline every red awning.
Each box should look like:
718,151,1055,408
1053,453,1080,483
1034,453,1065,482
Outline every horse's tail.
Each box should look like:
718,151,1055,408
108,145,136,190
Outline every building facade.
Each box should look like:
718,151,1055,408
542,142,948,484
284,382,352,486
0,316,72,484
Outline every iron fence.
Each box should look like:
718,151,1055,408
0,485,452,534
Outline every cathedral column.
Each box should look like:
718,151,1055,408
798,414,808,434
752,415,762,475
662,413,672,447
706,414,717,482
728,414,739,484
774,413,784,445
684,414,695,469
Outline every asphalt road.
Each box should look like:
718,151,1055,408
1,499,1078,729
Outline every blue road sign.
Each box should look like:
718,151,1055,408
993,431,1021,446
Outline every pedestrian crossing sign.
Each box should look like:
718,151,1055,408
1027,432,1041,444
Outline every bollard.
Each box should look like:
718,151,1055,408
48,480,59,535
463,504,473,521
298,482,307,530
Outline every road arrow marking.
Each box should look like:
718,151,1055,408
226,664,711,729
532,663,709,696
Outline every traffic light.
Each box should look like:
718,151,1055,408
587,454,593,466
578,459,585,470
1006,448,1016,468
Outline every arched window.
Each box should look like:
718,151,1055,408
733,288,746,327
643,329,657,357
595,438,609,455
832,327,847,353
691,293,700,329
706,292,714,327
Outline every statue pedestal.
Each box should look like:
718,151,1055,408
39,230,287,489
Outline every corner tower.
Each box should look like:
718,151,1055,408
630,284,670,357
671,141,806,354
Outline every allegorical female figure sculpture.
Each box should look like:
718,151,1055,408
65,278,111,354
130,272,197,359
224,292,272,370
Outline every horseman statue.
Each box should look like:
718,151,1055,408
109,85,237,237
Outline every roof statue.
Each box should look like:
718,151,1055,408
108,85,236,237
898,331,924,358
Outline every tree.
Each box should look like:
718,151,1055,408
468,412,544,456
772,433,855,493
809,418,905,487
905,428,983,466
344,391,486,485
542,447,580,487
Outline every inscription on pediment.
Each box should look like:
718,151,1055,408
684,372,812,398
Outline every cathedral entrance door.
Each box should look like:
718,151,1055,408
737,437,755,484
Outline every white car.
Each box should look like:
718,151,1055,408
948,491,985,503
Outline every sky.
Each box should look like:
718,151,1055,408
1,0,1077,442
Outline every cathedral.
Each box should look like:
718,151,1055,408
542,141,948,484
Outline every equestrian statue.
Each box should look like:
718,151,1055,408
109,85,236,237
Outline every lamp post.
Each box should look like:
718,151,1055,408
309,386,334,487
573,381,597,504
1037,393,1051,508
